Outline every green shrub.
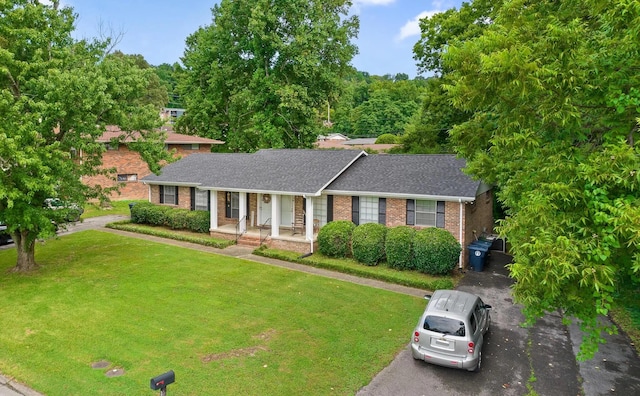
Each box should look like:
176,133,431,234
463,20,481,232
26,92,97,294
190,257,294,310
318,220,356,258
385,226,416,270
375,133,398,144
130,202,156,224
186,210,210,233
351,223,387,266
151,206,173,226
165,208,190,229
412,228,461,275
131,203,210,234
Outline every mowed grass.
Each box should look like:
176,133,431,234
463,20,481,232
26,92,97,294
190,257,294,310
82,200,145,219
0,231,424,395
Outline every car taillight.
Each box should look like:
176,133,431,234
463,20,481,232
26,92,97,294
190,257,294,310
414,331,420,343
468,341,475,354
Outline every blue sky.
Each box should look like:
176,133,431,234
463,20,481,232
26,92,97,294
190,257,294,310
64,0,462,78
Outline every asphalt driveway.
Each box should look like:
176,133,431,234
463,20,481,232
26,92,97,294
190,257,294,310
357,252,640,396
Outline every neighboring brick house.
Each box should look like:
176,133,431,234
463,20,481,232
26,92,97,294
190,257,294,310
82,126,223,200
141,150,493,268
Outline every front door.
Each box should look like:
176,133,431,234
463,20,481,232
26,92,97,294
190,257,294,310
258,194,272,226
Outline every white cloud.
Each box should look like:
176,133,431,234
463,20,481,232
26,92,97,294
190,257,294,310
396,10,442,41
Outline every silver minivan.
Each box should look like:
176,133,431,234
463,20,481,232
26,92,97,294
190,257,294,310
411,290,491,372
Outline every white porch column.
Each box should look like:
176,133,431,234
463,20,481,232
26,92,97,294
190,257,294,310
271,194,280,237
305,197,314,241
239,192,247,233
209,190,218,230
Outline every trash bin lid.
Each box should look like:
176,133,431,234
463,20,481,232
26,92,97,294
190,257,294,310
467,243,489,252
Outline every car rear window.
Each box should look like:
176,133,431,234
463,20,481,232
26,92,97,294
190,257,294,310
423,316,466,336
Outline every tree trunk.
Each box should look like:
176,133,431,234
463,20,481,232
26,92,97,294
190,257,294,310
11,230,39,272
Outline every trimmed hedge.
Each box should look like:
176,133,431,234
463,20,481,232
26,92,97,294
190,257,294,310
351,223,387,266
130,202,210,234
186,210,210,233
317,220,356,258
385,226,416,270
413,228,461,275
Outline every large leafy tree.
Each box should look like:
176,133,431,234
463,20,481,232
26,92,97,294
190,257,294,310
443,0,640,358
405,0,497,154
110,51,169,109
330,72,424,138
401,76,468,154
177,0,358,152
154,62,183,108
0,0,170,272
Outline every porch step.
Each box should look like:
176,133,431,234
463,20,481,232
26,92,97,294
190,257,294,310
237,234,262,247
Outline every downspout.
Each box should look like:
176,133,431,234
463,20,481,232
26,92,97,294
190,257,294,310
459,199,464,270
304,195,314,254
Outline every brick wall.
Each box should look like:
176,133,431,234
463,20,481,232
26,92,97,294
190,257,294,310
268,238,317,254
328,194,493,250
332,195,352,221
83,143,212,200
464,190,494,246
148,185,191,210
385,198,406,226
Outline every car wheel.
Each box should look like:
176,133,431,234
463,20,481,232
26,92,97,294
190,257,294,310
473,352,482,372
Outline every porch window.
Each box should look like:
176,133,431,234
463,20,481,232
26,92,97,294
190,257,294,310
225,192,239,219
160,185,178,205
192,188,209,211
312,196,327,226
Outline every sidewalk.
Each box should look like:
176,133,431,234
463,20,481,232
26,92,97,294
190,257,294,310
0,374,43,396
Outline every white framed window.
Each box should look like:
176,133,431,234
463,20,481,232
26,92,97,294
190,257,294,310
162,186,177,205
312,196,327,226
415,200,436,227
359,196,379,224
187,144,200,150
194,189,209,211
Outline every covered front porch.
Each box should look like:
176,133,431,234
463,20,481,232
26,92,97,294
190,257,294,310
207,190,323,254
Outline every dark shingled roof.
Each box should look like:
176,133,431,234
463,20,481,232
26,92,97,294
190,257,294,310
324,154,479,200
142,149,366,195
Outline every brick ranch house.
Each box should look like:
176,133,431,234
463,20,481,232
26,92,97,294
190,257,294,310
141,149,494,268
82,126,223,200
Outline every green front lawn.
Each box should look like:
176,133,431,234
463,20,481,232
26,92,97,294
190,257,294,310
82,200,146,219
0,231,424,395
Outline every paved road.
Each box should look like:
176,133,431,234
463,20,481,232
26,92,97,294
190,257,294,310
2,217,640,395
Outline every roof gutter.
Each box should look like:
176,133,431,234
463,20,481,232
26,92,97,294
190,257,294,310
141,181,201,187
322,190,476,202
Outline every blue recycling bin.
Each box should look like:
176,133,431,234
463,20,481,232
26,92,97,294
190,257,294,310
468,242,489,271
474,239,493,251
